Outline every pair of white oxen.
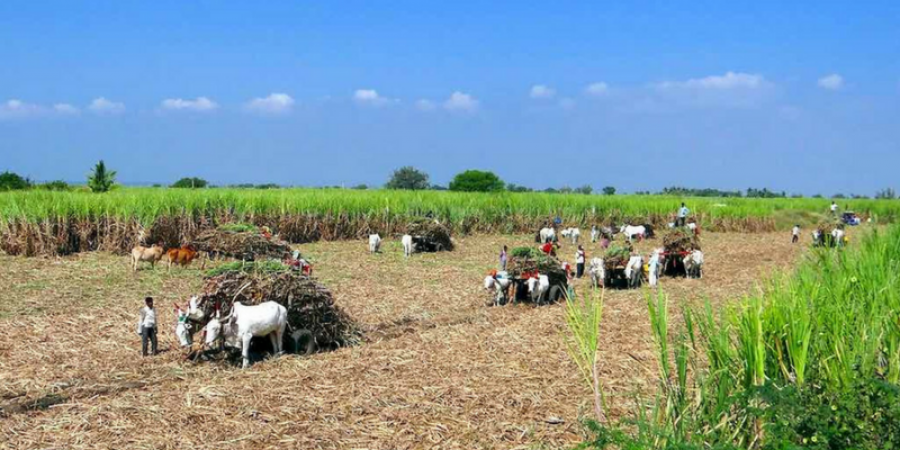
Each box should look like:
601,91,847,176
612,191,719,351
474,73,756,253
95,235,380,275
483,272,563,306
539,225,653,245
586,248,704,288
367,234,418,257
484,248,703,300
589,248,704,288
174,297,312,369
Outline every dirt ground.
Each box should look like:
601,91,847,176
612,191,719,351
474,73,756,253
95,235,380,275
0,231,805,449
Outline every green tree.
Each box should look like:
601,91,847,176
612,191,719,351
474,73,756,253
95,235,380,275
171,177,209,189
87,160,117,193
0,171,32,191
506,183,533,192
38,180,70,191
876,188,897,199
574,185,593,195
351,184,368,190
385,166,430,190
449,170,505,192
601,186,616,196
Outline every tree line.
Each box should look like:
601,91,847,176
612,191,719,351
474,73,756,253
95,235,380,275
1,163,898,199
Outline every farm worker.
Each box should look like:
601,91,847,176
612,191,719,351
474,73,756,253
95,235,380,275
136,296,158,357
541,241,553,256
499,245,508,271
830,201,838,216
600,235,610,249
561,261,573,280
575,245,586,279
792,225,800,244
648,251,660,287
676,203,690,227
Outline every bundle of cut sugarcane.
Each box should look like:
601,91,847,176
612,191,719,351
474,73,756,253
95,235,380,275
191,225,292,261
198,261,361,349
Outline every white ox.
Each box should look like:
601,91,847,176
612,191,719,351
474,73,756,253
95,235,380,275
620,225,647,242
561,227,581,244
484,273,512,306
589,257,605,288
526,275,551,302
539,227,557,244
648,248,663,287
174,308,193,348
401,234,415,257
368,234,382,253
624,255,644,288
204,301,288,369
683,250,704,279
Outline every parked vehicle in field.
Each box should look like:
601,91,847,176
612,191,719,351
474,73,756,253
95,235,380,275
841,211,861,226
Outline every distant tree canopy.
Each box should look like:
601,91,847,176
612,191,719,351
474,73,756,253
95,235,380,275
602,186,616,196
661,186,742,197
87,160,116,193
746,188,786,198
506,183,533,193
171,177,209,189
876,188,897,200
574,185,593,195
385,166,430,190
0,171,32,191
38,180,71,191
351,184,368,190
449,170,505,192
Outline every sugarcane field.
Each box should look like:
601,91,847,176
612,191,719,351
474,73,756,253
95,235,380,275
6,3,900,449
0,202,874,448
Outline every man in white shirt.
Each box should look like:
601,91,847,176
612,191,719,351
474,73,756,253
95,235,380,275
575,245,586,279
136,297,158,356
830,201,838,216
677,203,690,227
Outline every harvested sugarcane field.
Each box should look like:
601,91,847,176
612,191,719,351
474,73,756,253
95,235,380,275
2,229,805,449
5,3,900,449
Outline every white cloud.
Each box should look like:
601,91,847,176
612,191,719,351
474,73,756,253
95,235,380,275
585,82,609,96
654,72,768,90
415,99,437,112
245,93,295,114
0,99,43,118
817,74,844,90
443,91,479,112
53,103,80,115
161,97,218,112
529,85,556,99
88,97,126,114
353,89,396,106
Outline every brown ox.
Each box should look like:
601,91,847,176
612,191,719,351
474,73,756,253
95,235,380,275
167,246,202,271
131,244,165,271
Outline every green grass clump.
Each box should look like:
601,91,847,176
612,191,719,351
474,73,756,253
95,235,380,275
204,260,288,277
603,243,631,261
218,223,258,233
575,225,900,449
510,246,540,259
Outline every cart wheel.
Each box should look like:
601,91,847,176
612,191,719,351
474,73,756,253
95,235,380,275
548,285,564,303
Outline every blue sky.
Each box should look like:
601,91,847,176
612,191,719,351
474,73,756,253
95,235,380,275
1,1,898,195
